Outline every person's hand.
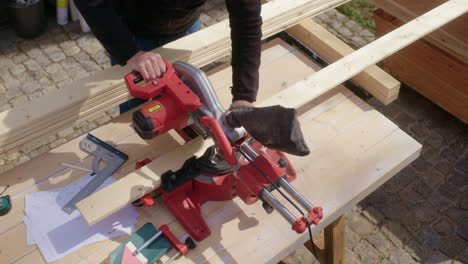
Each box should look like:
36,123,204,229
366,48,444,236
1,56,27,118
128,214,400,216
230,100,254,108
127,51,166,81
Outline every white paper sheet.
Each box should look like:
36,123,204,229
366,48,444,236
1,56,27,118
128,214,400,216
24,174,139,263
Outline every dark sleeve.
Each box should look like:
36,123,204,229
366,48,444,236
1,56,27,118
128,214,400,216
226,0,262,103
73,0,139,65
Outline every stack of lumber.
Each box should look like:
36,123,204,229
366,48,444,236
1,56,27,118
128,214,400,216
372,0,468,123
0,0,349,168
0,39,422,264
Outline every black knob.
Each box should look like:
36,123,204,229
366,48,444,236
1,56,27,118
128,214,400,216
278,158,288,168
262,201,274,214
185,237,197,250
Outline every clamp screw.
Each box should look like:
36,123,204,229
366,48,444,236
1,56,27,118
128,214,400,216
278,158,288,168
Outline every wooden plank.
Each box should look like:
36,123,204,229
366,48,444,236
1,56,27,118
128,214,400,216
371,0,468,64
286,19,400,105
0,0,348,161
259,0,468,111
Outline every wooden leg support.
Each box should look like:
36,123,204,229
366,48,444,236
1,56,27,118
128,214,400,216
304,216,345,264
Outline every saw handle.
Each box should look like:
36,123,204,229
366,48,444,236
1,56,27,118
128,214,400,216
124,58,175,100
200,116,238,166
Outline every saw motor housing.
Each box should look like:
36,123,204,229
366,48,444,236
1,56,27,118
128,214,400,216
125,60,322,241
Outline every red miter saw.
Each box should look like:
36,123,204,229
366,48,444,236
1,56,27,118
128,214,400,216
125,59,323,242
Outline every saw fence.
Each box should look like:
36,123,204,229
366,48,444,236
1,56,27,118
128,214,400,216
0,0,467,263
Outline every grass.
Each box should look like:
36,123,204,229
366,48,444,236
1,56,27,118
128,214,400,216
336,0,376,31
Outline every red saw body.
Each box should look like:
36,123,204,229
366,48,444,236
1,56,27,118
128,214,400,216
125,60,322,242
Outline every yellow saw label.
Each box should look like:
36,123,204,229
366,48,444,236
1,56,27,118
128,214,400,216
147,104,163,113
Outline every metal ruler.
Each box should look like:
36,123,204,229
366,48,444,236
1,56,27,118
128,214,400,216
62,134,128,214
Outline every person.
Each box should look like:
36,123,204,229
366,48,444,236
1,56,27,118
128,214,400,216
73,0,262,110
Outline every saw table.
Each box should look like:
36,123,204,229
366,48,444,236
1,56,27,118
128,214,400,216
0,39,421,264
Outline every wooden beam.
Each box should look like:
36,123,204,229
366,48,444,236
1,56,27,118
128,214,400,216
304,216,345,264
286,19,401,105
259,0,467,111
324,216,345,263
0,0,348,161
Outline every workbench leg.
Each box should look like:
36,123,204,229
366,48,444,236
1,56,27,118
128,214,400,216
304,216,345,264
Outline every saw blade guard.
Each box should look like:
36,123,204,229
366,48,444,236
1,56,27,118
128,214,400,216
173,61,245,143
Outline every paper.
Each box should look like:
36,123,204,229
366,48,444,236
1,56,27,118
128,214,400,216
24,174,139,263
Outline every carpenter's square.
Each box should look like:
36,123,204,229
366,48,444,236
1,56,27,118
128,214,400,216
62,133,128,214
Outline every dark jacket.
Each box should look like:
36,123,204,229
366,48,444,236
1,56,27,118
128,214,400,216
74,0,262,102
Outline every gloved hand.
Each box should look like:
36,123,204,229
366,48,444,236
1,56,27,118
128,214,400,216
225,105,310,156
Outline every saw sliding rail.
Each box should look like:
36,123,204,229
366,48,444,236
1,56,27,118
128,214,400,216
239,142,322,233
260,178,317,226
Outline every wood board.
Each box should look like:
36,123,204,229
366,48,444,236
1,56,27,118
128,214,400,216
286,19,401,105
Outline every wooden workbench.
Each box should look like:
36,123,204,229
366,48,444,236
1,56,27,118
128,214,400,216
0,39,421,264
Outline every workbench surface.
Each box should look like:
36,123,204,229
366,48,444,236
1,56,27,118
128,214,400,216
0,39,421,264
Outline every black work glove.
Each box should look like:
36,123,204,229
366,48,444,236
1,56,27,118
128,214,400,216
225,105,310,156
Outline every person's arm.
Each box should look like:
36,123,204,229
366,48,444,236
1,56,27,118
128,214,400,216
226,0,262,104
73,0,166,80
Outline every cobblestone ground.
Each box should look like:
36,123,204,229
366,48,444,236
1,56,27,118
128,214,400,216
0,2,466,263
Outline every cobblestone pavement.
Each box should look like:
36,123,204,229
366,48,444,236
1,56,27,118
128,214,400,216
1,1,466,263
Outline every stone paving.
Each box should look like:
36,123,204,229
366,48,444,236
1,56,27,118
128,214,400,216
0,1,466,263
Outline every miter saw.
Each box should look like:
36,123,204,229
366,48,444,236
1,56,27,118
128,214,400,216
124,59,323,242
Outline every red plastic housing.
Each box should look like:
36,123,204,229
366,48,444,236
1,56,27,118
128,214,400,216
236,141,296,205
125,59,202,139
